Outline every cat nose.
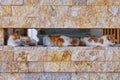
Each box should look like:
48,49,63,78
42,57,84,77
115,42,117,44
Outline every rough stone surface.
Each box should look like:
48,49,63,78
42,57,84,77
0,0,24,5
0,0,120,79
72,0,87,5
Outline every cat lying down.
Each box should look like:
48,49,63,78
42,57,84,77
43,34,117,47
43,34,79,47
80,35,117,47
7,31,117,47
7,31,38,46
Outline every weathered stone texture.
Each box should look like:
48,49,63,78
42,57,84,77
72,0,87,5
87,0,120,5
0,0,24,5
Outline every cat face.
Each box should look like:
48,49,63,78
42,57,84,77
12,31,20,40
106,35,117,44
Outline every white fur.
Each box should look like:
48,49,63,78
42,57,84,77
43,35,78,47
80,35,115,47
7,35,22,46
27,29,39,45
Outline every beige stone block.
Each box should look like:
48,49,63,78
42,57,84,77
0,73,21,80
108,16,120,28
0,0,23,5
0,61,28,72
1,17,12,28
44,73,71,80
92,62,107,72
71,73,89,80
60,62,75,72
28,62,44,72
72,50,105,61
72,6,107,28
21,73,45,80
14,50,28,61
90,73,107,80
106,62,120,72
106,73,120,80
39,6,69,28
107,6,120,28
12,0,23,5
87,0,120,5
24,0,40,6
3,46,13,51
0,51,13,61
72,0,87,5
44,62,61,72
14,47,46,61
45,49,71,62
105,50,120,61
73,62,93,72
39,0,72,5
96,17,109,28
63,6,85,28
0,62,18,72
44,62,75,72
12,17,39,28
0,0,13,5
12,6,39,17
27,47,47,61
0,6,12,17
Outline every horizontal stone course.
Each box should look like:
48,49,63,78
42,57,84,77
0,6,120,28
0,73,119,80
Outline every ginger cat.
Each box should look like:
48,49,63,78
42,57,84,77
43,34,79,47
80,35,117,47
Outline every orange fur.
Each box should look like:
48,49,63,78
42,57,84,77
12,31,20,40
49,34,64,46
71,38,78,46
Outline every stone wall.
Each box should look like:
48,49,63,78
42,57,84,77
0,0,120,28
0,46,119,79
0,0,120,80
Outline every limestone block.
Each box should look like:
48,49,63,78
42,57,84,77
90,73,107,80
0,73,21,80
0,0,23,5
73,62,93,72
44,73,71,80
44,62,61,72
45,49,71,62
105,50,120,61
28,62,44,72
12,6,39,17
0,51,13,61
71,73,89,80
72,0,87,5
108,6,120,28
87,0,120,5
72,50,105,61
39,0,72,5
0,6,12,17
1,17,12,28
22,73,45,80
24,0,40,6
12,17,39,28
106,62,120,72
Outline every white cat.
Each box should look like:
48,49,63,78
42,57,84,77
43,34,79,47
7,31,22,46
80,35,116,47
